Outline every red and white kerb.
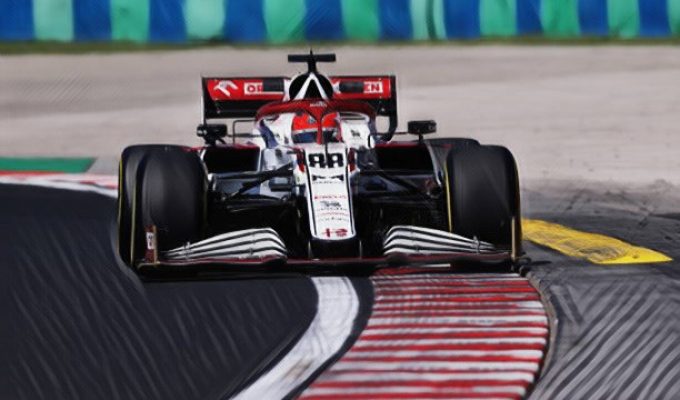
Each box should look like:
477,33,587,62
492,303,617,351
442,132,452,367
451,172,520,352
300,270,548,400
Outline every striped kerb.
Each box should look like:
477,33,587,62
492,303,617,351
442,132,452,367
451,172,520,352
264,0,305,43
185,0,224,40
110,0,149,42
300,270,549,399
33,0,74,41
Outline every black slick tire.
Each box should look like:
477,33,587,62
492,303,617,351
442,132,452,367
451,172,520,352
444,145,521,252
137,146,206,254
117,145,167,266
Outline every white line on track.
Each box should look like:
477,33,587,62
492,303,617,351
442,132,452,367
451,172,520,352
0,176,117,198
232,277,359,400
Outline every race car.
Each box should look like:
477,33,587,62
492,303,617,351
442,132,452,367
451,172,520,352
117,52,521,272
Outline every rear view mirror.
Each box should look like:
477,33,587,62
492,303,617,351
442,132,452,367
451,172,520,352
197,123,227,145
408,120,437,135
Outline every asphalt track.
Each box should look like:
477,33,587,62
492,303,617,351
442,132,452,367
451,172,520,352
3,176,679,399
0,184,370,400
523,182,680,400
2,45,680,399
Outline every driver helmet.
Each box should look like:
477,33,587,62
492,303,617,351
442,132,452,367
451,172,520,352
290,112,341,144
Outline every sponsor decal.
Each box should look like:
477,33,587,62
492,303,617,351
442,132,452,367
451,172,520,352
312,174,344,182
243,82,263,95
145,231,155,250
364,80,384,94
313,194,347,200
214,80,238,97
308,153,344,168
320,200,342,209
322,228,348,238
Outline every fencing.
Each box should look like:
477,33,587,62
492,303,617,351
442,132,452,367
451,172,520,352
1,0,679,42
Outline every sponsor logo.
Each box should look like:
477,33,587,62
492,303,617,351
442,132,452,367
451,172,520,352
312,174,344,182
364,81,384,94
145,231,155,250
214,80,238,97
322,228,348,238
320,200,343,209
314,195,348,200
308,153,345,168
244,82,263,95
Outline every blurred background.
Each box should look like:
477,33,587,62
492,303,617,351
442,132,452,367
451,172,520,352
1,0,679,184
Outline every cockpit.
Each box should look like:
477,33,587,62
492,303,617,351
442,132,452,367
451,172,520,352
253,99,377,149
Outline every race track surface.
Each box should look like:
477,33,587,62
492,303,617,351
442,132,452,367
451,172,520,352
1,185,322,400
523,181,680,400
3,177,678,399
2,45,680,399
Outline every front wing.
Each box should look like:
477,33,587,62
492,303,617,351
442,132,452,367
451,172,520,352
137,226,512,271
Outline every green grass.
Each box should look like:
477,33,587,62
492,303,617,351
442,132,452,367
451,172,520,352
0,37,678,55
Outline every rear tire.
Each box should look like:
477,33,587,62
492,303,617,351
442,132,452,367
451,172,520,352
445,145,521,252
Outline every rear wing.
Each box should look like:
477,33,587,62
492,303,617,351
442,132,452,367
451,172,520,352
201,76,398,133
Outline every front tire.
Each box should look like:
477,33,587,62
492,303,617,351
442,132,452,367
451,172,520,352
138,146,206,255
117,145,206,268
117,145,167,266
444,145,521,253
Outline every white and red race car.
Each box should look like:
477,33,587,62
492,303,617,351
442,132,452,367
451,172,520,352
117,52,521,273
